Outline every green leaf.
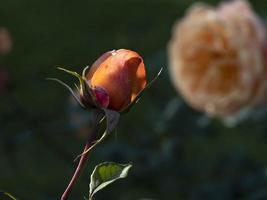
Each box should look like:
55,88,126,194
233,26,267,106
0,191,17,200
89,162,132,198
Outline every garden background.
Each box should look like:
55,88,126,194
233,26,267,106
1,0,267,199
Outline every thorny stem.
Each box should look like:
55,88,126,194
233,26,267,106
60,111,103,200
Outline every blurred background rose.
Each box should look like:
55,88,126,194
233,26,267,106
0,27,12,56
0,27,12,93
168,0,267,120
2,1,267,200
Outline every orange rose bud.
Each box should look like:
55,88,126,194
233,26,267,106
86,49,147,111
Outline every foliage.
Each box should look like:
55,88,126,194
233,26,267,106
0,191,17,200
89,162,132,199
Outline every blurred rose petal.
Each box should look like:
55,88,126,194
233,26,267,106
168,0,267,119
0,27,12,55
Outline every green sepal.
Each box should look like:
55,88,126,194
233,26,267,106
56,67,98,109
121,67,163,114
46,77,85,108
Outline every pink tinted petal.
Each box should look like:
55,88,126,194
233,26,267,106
93,86,109,108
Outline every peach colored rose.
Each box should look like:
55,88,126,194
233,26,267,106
168,0,267,118
86,49,147,111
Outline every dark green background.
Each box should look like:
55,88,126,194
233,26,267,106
1,0,267,199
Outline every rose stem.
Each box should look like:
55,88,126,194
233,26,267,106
61,111,102,200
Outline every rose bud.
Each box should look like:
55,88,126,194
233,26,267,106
168,0,267,119
51,49,149,114
50,49,159,159
85,49,147,111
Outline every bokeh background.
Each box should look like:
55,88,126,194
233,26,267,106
1,0,267,199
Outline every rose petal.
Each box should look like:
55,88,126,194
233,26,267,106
93,86,109,108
